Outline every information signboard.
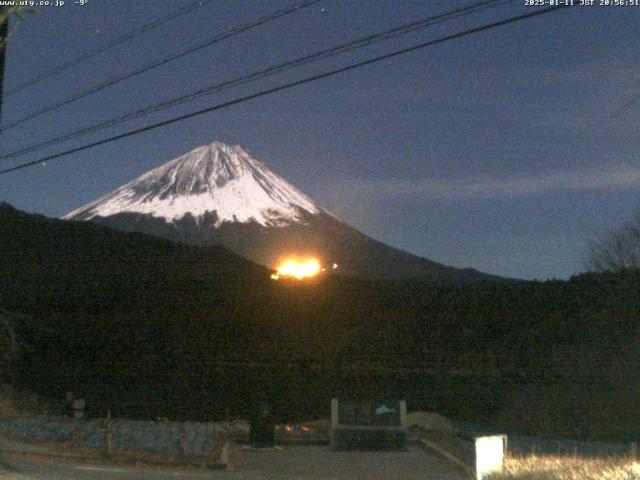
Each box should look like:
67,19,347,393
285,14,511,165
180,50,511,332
337,400,403,426
331,399,407,450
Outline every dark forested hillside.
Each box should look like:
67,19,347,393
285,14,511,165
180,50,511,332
2,203,640,440
0,202,272,314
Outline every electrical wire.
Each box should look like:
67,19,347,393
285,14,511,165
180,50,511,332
0,0,324,132
5,0,216,97
0,5,569,176
0,0,515,163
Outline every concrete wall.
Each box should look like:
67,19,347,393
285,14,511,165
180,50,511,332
0,417,243,458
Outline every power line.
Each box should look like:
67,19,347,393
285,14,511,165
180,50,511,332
0,5,569,176
5,0,216,97
0,0,515,160
0,0,324,132
0,0,515,163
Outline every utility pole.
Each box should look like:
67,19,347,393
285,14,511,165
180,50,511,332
0,7,8,124
102,408,113,458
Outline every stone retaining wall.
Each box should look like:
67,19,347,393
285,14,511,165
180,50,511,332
0,416,245,458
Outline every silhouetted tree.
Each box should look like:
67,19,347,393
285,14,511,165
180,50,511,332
0,5,36,50
586,210,640,273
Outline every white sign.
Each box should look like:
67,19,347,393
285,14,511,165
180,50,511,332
475,435,505,479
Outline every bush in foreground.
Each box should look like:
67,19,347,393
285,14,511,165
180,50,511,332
488,454,640,480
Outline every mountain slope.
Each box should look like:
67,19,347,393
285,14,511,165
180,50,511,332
4,203,640,439
0,202,270,313
64,141,323,227
64,141,503,283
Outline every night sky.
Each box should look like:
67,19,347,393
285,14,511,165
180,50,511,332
1,0,639,280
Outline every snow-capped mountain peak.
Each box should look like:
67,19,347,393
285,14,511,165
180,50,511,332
64,141,324,227
62,141,502,283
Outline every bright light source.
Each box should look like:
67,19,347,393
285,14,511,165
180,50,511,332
271,258,321,280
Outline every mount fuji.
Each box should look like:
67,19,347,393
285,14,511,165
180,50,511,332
64,141,500,283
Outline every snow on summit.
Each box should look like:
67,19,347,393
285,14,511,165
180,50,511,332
64,141,323,227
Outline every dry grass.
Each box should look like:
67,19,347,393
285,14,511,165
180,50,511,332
488,454,640,480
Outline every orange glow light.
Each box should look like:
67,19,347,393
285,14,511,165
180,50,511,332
272,258,321,280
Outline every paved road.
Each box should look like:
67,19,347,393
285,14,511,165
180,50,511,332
0,453,222,479
0,437,467,479
0,436,222,480
227,444,467,479
0,450,466,480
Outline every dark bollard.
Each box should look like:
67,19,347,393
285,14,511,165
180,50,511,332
249,401,275,448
